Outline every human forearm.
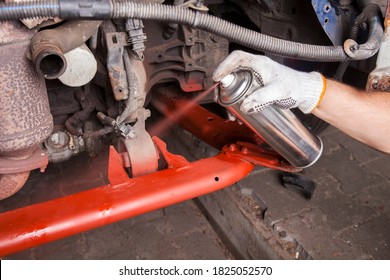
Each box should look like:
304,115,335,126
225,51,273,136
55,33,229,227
213,52,390,154
312,79,390,154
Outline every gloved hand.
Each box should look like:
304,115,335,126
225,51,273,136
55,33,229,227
213,51,327,114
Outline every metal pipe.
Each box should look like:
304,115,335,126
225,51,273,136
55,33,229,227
30,20,102,79
0,143,254,257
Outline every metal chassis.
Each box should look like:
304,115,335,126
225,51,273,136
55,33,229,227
0,92,298,257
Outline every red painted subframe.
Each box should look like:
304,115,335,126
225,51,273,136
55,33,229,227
0,139,254,257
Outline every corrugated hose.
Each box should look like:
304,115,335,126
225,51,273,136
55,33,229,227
0,0,384,62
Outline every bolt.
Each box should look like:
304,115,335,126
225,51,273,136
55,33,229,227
145,110,151,118
196,0,204,7
229,144,237,152
349,44,358,51
186,37,193,45
371,79,378,89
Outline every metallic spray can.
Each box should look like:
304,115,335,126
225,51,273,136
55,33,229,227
217,70,323,168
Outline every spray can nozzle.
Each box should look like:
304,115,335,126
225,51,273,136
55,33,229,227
220,74,235,88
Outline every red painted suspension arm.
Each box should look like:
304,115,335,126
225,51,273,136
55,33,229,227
0,139,253,257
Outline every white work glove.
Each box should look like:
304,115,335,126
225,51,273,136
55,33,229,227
213,51,327,114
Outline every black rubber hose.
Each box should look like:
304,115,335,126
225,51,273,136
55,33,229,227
0,0,384,62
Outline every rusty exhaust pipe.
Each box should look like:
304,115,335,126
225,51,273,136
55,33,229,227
31,20,102,79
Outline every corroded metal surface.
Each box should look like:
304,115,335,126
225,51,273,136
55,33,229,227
0,21,32,45
366,1,390,92
0,21,53,199
0,149,48,174
30,20,102,79
144,22,229,93
0,39,53,156
0,172,30,201
105,32,130,100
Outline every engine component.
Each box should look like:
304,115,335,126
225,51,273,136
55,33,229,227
343,3,384,59
118,51,148,124
64,85,109,138
217,70,323,168
311,0,357,46
105,31,130,101
144,22,228,93
58,43,98,87
0,149,48,175
0,21,53,199
103,26,148,123
366,0,390,92
45,131,85,163
119,108,158,177
125,18,147,61
0,149,48,200
30,19,102,79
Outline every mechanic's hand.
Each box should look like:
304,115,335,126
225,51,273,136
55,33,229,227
213,51,326,114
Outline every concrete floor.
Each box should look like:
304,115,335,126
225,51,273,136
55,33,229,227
2,124,390,260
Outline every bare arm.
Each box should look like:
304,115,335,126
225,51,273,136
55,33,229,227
312,79,390,154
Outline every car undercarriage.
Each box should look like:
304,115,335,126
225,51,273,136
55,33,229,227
0,0,389,256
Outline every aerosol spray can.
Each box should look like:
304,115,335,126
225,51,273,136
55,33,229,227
217,70,323,168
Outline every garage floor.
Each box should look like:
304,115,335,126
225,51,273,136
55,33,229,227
2,124,390,260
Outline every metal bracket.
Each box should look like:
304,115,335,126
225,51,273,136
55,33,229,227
115,121,136,139
311,0,356,46
105,32,130,100
119,108,158,177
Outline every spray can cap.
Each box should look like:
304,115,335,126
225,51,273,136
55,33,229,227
218,71,252,106
221,74,235,88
